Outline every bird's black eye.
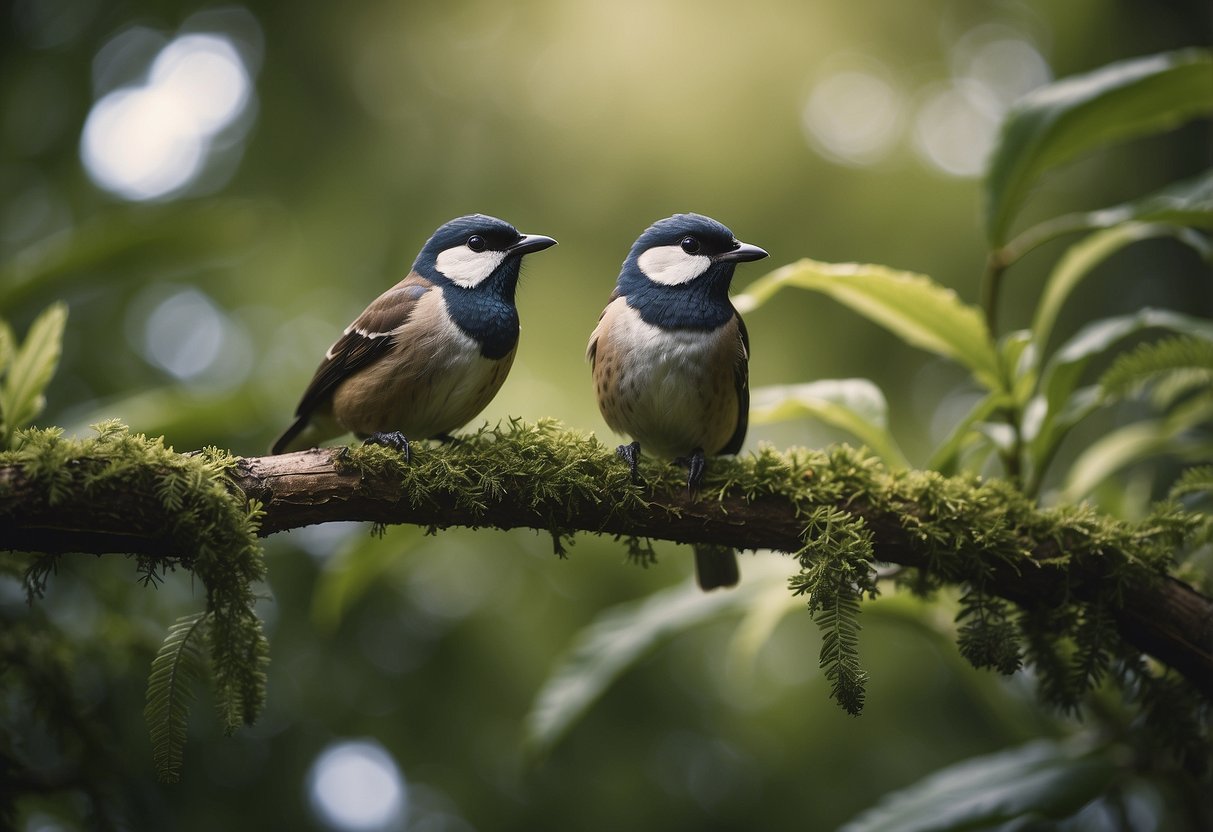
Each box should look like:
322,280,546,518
680,236,701,255
467,235,487,252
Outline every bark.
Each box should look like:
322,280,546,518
2,447,1211,698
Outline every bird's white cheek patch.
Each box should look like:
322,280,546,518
435,246,508,287
637,245,711,286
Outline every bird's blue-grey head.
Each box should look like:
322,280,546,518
616,213,768,328
413,214,557,301
413,214,556,359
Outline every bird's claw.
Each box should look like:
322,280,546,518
364,431,411,462
678,447,706,496
616,441,642,484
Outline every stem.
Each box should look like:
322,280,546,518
981,253,1007,338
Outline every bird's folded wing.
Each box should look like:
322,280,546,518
293,273,434,417
721,312,750,456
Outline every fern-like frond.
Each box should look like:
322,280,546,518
792,505,877,715
1069,602,1117,696
1100,334,1213,409
1020,607,1080,714
1170,465,1213,500
816,592,869,715
956,588,1022,675
145,611,210,783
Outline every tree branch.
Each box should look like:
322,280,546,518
2,426,1211,700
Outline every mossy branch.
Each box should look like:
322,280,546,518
2,419,1211,704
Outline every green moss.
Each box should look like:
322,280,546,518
2,420,268,743
2,417,1207,773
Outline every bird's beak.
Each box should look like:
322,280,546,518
508,234,559,255
716,241,769,263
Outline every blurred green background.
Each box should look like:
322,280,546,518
2,0,1210,830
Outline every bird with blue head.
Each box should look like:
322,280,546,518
272,213,557,457
588,213,768,589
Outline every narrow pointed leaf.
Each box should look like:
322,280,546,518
985,49,1213,246
927,391,1008,476
840,740,1116,832
736,260,1001,391
1061,400,1213,501
750,380,910,469
0,199,274,308
1003,168,1213,263
1031,223,1191,360
525,578,759,758
1029,310,1213,480
311,526,423,632
1,302,67,447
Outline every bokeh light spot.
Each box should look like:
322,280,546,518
141,288,225,380
81,86,205,199
912,81,1002,177
80,30,253,201
127,286,253,389
150,35,250,133
307,740,408,831
952,25,1051,113
803,68,903,166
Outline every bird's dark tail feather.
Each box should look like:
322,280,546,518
270,416,308,455
693,544,739,591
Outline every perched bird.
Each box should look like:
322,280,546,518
272,214,557,456
587,213,768,590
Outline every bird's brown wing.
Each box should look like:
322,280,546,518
586,288,623,367
292,272,435,419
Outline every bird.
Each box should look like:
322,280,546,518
272,214,557,456
587,213,768,590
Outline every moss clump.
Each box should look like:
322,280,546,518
2,420,268,755
2,417,1206,774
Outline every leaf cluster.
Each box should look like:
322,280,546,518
736,50,1213,503
1,421,268,782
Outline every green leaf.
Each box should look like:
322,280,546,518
1061,402,1213,501
1002,168,1213,263
750,379,910,468
1000,330,1038,406
524,577,760,759
726,579,804,671
839,740,1117,832
985,49,1213,245
1026,310,1213,491
1031,223,1190,360
145,612,210,783
1,302,68,448
736,259,1001,391
311,526,424,632
0,199,275,308
927,391,1009,476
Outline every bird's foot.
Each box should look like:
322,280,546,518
363,431,411,462
675,447,706,496
616,441,642,484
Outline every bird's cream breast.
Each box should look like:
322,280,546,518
591,298,740,458
332,290,513,439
